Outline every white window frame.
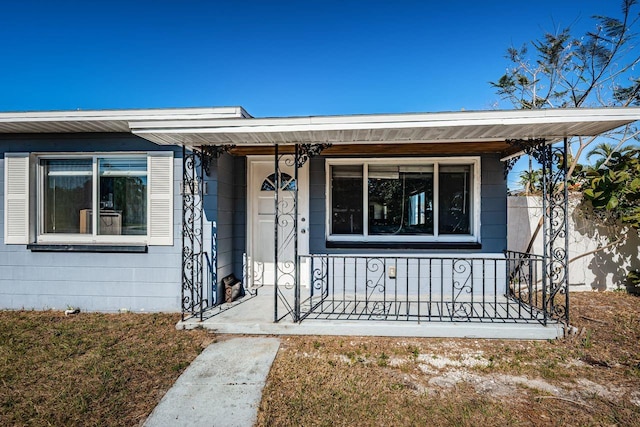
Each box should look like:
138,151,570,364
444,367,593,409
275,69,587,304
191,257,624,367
36,152,152,245
325,156,481,243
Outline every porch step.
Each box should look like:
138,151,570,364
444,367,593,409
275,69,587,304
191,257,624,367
178,316,563,340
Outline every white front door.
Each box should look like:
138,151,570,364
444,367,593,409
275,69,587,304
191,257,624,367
248,156,309,288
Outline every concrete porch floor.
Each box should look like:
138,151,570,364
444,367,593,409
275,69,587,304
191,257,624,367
177,289,564,340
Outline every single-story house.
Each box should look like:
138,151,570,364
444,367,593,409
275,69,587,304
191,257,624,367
2,106,639,335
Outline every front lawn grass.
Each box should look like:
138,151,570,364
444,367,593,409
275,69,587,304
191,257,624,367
1,292,638,426
258,292,640,427
0,311,212,426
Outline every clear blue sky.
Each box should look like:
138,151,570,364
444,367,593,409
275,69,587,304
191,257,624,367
0,0,623,117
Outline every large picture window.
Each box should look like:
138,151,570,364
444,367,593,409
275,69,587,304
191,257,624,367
327,158,479,243
368,165,434,235
40,155,148,241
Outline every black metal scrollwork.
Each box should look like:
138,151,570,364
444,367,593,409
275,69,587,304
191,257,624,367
274,145,299,321
296,143,332,167
311,258,328,293
363,258,389,318
503,138,547,178
182,147,207,321
503,138,569,324
200,145,236,176
543,143,569,323
274,143,333,322
450,259,473,319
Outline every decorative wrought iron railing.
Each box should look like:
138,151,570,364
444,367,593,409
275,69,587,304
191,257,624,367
504,250,547,323
181,148,206,321
505,250,568,325
181,145,235,322
298,253,556,324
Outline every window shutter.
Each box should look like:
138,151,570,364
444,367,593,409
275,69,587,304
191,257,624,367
4,153,30,244
148,152,174,246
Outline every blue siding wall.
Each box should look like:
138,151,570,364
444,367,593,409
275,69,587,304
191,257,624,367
479,154,508,252
309,157,326,254
308,154,507,254
1,134,508,313
215,153,235,282
207,154,246,305
231,157,246,280
0,134,183,312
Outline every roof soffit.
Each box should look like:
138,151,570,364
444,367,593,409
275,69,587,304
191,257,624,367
0,107,639,152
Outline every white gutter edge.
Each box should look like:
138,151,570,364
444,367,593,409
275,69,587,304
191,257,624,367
0,106,248,123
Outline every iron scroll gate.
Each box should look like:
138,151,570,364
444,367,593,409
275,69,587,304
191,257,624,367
505,138,570,325
296,254,552,324
181,145,234,321
541,140,570,324
273,143,331,322
181,147,207,321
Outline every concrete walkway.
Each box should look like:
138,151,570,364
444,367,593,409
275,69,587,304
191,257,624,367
144,337,280,427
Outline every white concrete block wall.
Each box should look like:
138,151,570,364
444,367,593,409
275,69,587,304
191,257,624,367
507,195,640,291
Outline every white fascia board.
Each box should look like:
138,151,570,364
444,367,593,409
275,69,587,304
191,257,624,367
1,106,638,127
143,107,639,127
301,107,640,125
130,107,640,134
0,106,247,123
130,118,632,135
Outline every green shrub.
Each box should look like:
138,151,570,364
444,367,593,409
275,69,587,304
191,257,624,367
625,270,640,295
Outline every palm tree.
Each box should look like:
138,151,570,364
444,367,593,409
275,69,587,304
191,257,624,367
587,142,640,169
518,169,542,195
587,143,616,169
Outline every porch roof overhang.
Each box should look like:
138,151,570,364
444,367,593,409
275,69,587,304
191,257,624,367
129,107,640,157
0,106,251,134
1,106,639,157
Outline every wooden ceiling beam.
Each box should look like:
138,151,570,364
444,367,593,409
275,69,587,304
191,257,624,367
228,142,514,156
